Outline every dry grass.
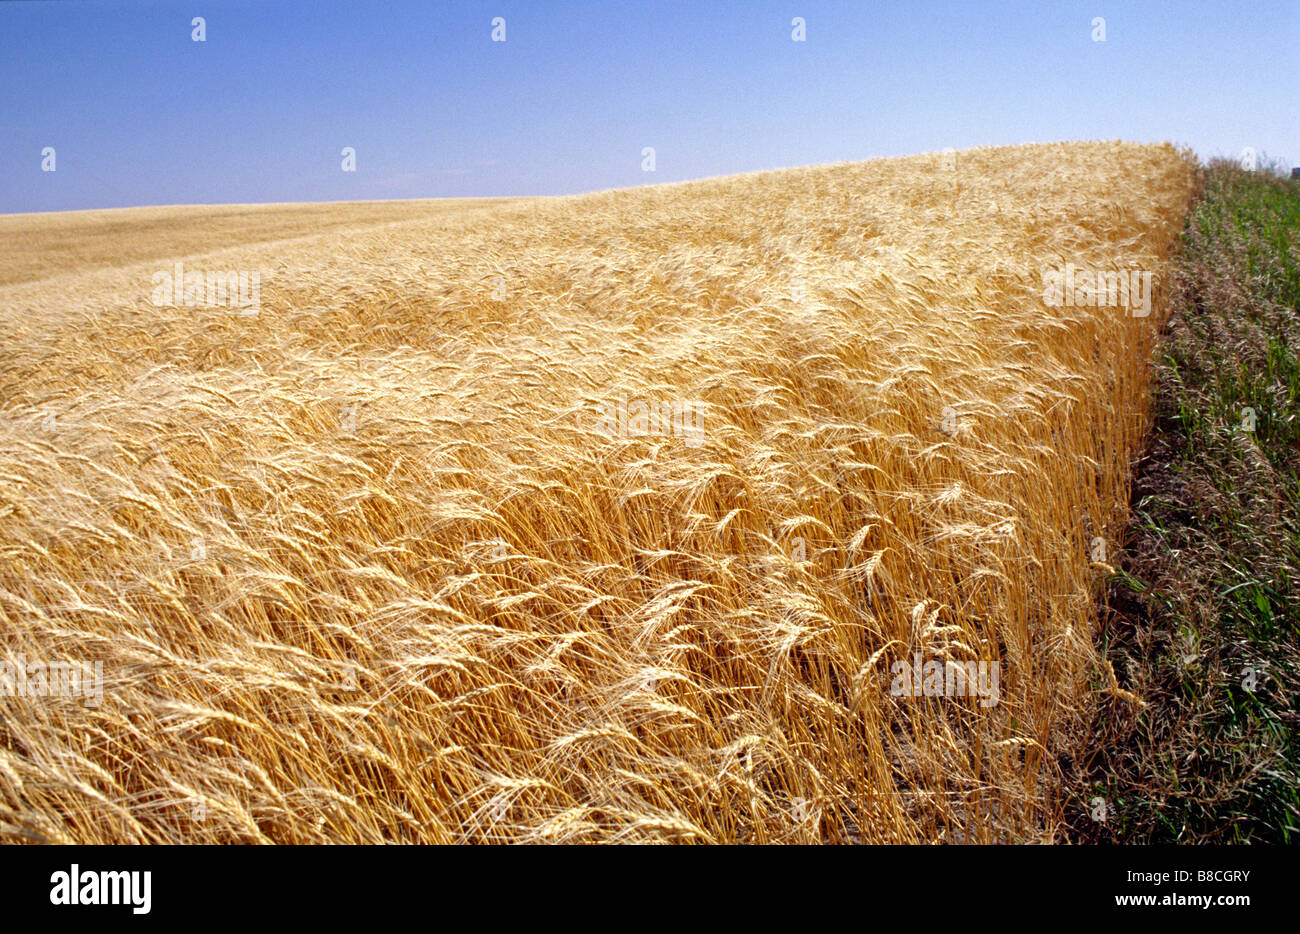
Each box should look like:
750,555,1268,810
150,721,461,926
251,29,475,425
0,198,519,287
0,141,1197,843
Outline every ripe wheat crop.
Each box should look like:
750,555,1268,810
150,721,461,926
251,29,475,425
0,141,1198,843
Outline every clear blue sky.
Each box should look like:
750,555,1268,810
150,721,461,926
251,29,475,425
3,0,1296,213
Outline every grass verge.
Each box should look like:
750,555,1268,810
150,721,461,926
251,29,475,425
1065,161,1300,842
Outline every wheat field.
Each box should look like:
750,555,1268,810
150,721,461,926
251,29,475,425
0,142,1198,843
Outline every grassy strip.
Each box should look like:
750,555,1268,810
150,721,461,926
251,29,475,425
1064,162,1300,842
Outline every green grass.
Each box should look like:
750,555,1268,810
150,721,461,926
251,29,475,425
1065,162,1300,843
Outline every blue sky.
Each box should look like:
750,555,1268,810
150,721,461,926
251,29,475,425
3,0,1297,213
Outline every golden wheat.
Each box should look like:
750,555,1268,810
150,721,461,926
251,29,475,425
0,141,1198,843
